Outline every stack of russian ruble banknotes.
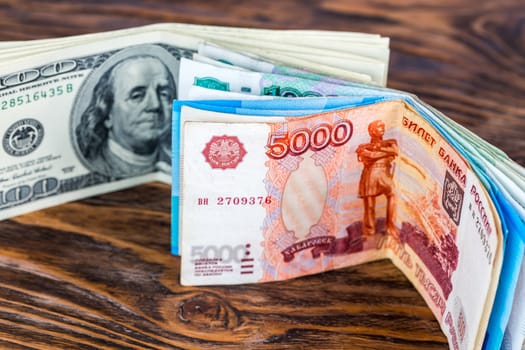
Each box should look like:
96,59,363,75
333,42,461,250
0,23,522,350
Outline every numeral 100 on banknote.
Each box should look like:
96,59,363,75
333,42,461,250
0,177,58,209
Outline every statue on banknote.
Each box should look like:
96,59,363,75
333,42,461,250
356,120,398,238
73,45,178,179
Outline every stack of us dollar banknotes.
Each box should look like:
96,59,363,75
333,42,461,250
0,23,523,350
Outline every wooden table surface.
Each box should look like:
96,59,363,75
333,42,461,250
0,1,523,349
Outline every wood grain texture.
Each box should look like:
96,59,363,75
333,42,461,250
0,0,522,349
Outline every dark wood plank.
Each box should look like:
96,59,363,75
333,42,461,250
0,0,522,349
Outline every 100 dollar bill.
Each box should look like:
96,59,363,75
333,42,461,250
0,31,201,219
0,24,389,221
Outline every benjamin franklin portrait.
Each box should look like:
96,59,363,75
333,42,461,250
71,44,180,180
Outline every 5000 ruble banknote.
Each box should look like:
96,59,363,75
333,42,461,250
176,99,502,350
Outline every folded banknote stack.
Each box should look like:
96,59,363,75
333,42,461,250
0,23,522,350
